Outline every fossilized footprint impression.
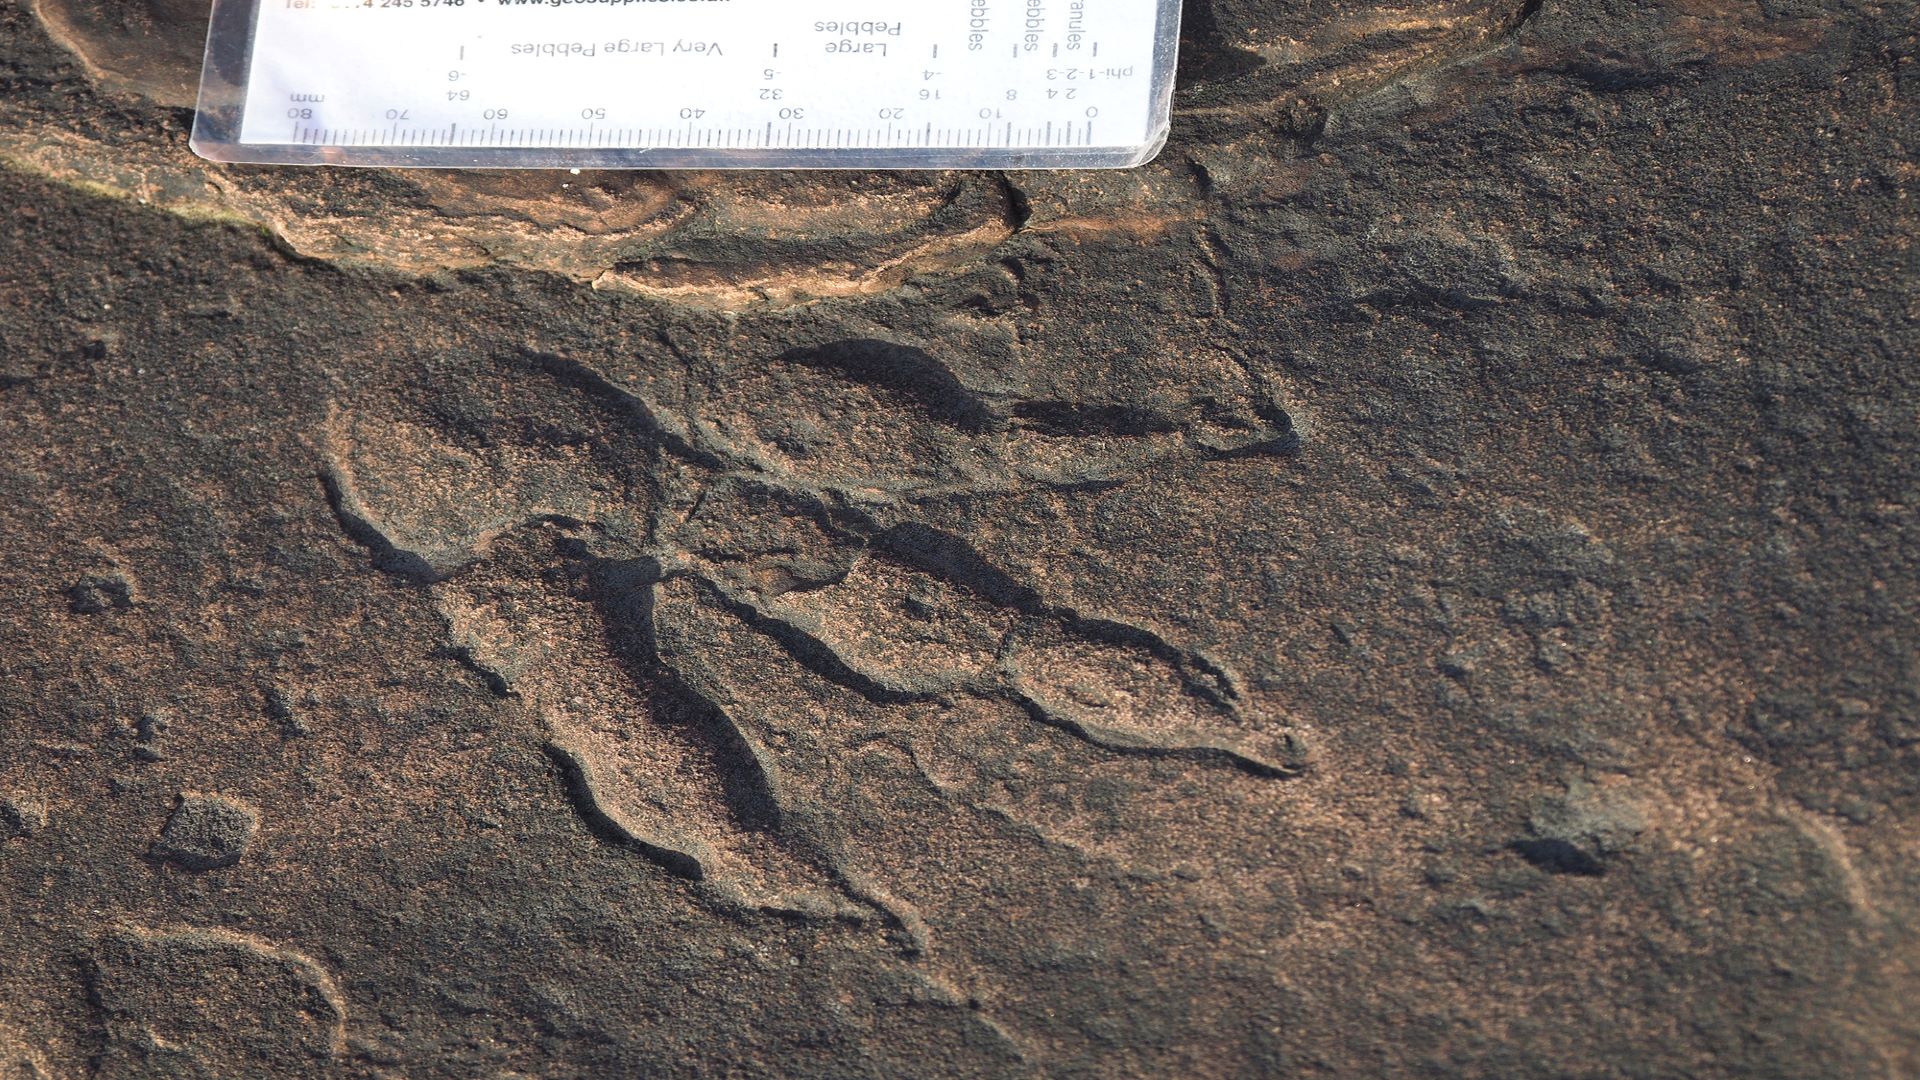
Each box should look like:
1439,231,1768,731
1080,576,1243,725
322,338,1307,919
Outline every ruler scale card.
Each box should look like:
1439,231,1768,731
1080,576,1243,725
191,0,1183,168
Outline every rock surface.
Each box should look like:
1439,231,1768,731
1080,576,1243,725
1,0,1917,1077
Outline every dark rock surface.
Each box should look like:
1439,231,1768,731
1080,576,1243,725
1,0,1917,1076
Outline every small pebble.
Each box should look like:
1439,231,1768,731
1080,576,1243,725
154,794,258,871
0,794,47,839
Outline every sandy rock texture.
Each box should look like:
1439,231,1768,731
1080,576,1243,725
1,0,1917,1076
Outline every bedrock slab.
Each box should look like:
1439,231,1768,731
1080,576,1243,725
0,0,1915,1076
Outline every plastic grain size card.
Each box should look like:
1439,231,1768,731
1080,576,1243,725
190,0,1183,169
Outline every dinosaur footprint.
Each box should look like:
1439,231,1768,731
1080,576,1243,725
318,339,1307,922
